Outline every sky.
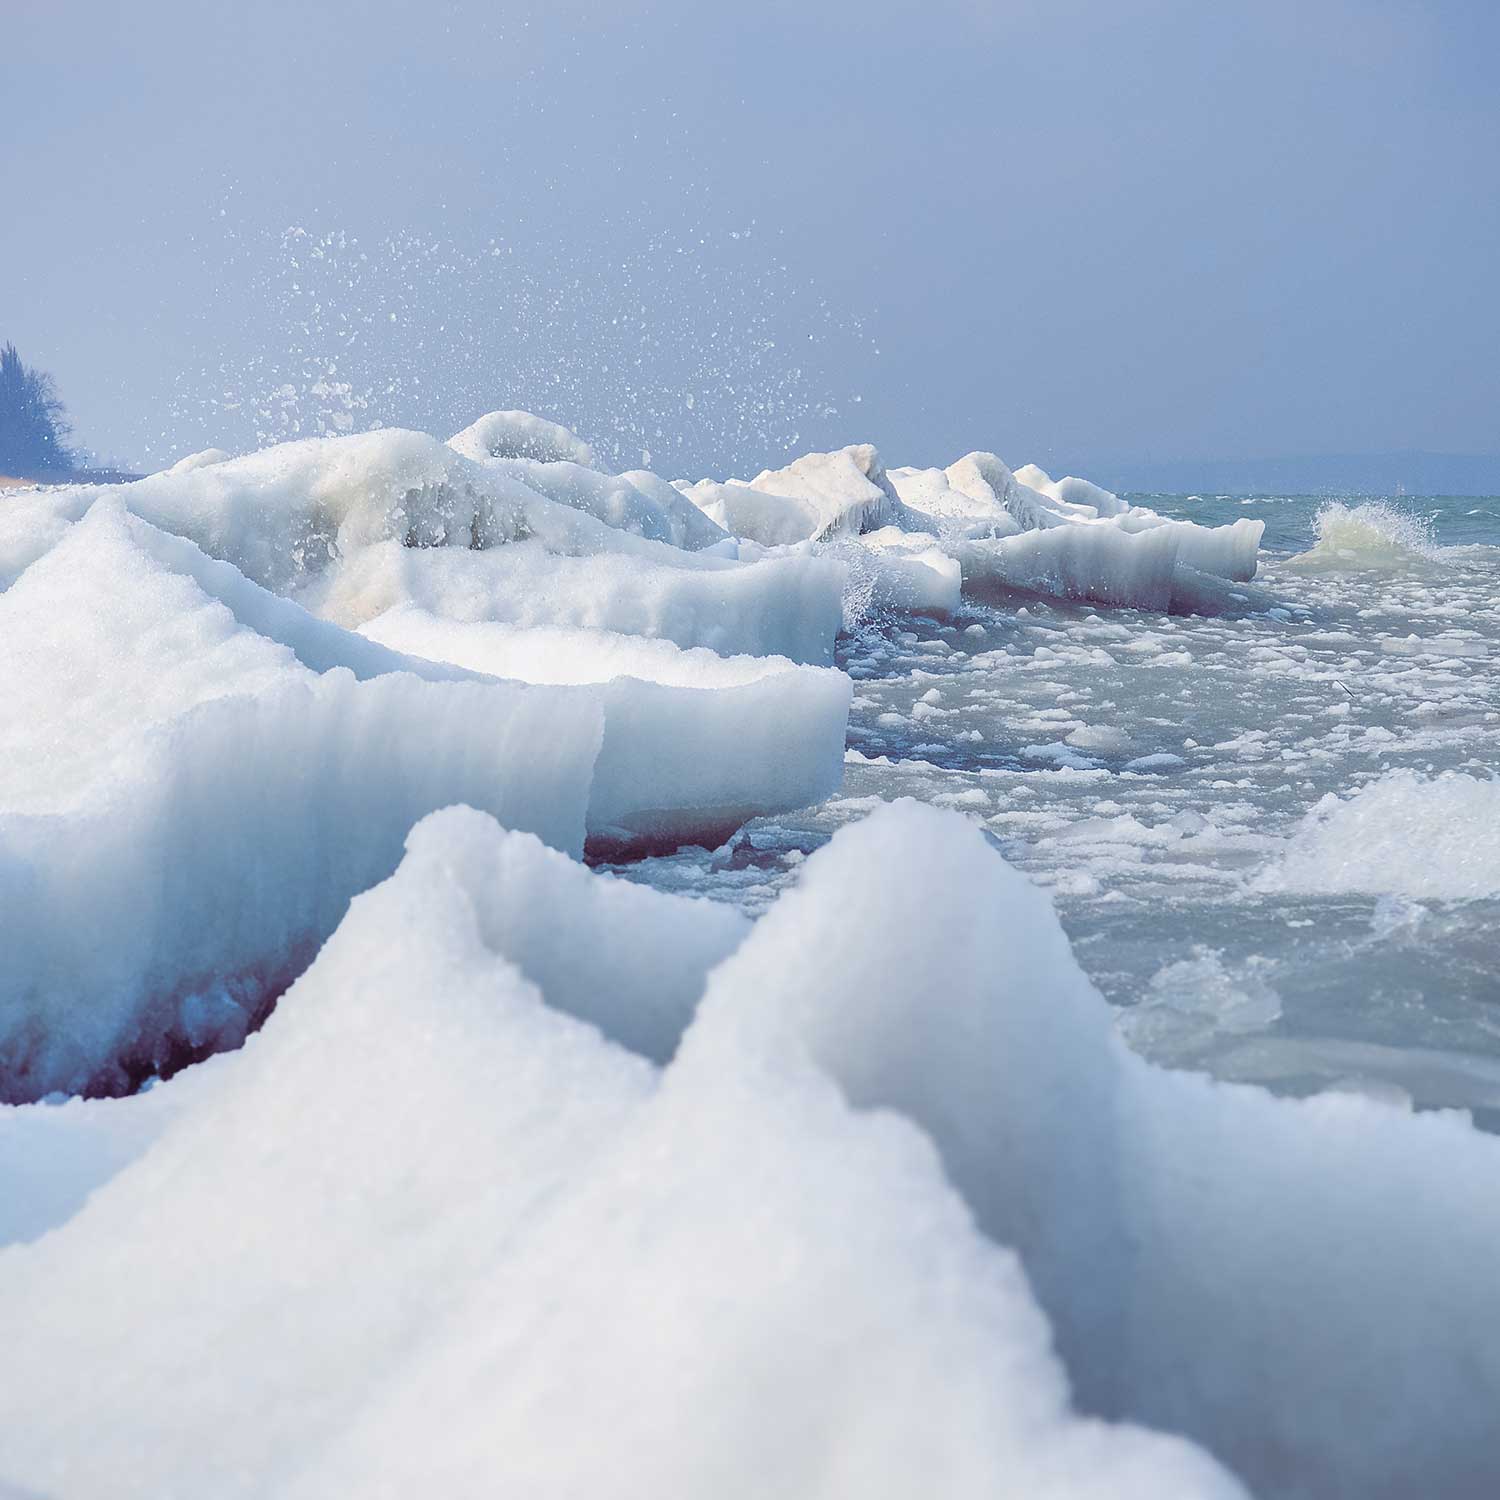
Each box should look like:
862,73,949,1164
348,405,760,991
4,0,1498,477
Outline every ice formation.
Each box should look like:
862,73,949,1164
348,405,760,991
1264,769,1500,900
360,606,852,854
11,407,1493,1500
0,502,603,1101
680,443,1264,614
4,804,1500,1499
0,807,1233,1500
0,427,846,661
0,467,857,1097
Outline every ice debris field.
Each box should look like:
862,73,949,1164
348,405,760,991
2,415,1499,1499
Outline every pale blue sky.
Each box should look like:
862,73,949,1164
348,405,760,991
4,0,1497,476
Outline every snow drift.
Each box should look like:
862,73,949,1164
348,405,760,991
3,802,1499,1499
0,806,1239,1500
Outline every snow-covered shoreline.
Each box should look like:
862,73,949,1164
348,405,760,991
3,413,1498,1498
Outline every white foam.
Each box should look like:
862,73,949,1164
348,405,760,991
1263,770,1500,900
1288,501,1441,570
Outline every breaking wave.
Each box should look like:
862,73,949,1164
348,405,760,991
1287,500,1442,570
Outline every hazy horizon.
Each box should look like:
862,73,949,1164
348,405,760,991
6,0,1498,479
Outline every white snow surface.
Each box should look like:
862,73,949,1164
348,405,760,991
0,805,1238,1500
4,802,1500,1499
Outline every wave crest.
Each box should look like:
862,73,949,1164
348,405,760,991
1288,500,1441,570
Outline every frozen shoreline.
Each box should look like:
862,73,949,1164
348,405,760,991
2,417,1497,1497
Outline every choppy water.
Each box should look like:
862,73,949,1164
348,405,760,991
613,494,1500,1120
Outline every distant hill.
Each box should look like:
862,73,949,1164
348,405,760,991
1091,451,1500,498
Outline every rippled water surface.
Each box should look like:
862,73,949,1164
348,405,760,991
613,494,1500,1118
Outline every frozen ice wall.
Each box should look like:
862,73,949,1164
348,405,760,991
0,502,603,1100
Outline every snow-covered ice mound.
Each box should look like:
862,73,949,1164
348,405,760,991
914,455,1263,608
447,408,600,467
361,606,852,854
451,410,730,552
309,525,844,662
1261,769,1500,901
5,802,1500,1497
0,502,604,1101
0,805,1240,1500
0,426,847,663
747,442,926,539
0,417,889,1099
681,444,1263,616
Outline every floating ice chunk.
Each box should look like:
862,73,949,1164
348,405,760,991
0,505,603,1101
1262,770,1500,901
1377,632,1490,660
1065,724,1132,752
955,519,1185,611
360,606,853,855
890,453,1261,608
1117,947,1281,1062
1112,512,1263,581
1123,752,1186,772
0,805,1241,1500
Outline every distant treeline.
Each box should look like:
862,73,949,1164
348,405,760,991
0,343,76,480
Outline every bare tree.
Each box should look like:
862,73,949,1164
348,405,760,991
0,343,76,478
